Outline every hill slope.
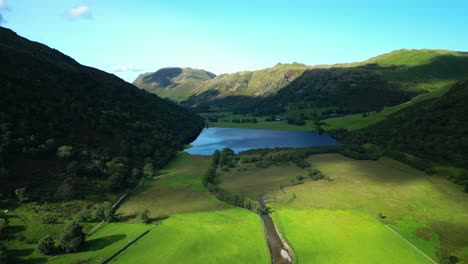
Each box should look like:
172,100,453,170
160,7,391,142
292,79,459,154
346,79,468,168
133,67,216,101
0,28,204,200
167,49,468,115
135,63,310,104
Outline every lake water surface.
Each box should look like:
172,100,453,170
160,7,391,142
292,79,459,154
185,127,340,155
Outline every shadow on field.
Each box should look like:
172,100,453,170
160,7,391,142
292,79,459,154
8,225,26,234
85,234,126,251
8,248,47,264
151,215,169,222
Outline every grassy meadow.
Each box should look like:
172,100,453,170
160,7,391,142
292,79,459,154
112,208,270,264
272,209,433,264
117,153,227,219
111,153,270,263
219,153,468,262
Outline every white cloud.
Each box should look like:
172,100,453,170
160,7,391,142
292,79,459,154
65,5,92,20
107,65,144,73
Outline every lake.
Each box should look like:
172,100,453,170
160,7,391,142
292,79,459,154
185,127,340,155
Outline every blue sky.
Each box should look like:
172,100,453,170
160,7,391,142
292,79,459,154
1,0,467,82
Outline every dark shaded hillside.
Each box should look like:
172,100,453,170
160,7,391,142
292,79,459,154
253,66,419,115
0,28,204,200
339,80,468,169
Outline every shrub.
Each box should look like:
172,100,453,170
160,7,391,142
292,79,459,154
60,222,85,253
42,214,58,224
15,187,28,203
57,146,73,160
138,209,150,224
37,236,55,255
255,160,271,168
296,175,305,181
293,159,311,168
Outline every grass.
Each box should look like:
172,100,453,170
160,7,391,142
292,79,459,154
203,112,317,131
272,208,433,264
112,153,270,263
112,208,270,264
51,223,149,264
218,153,468,262
116,153,227,219
219,162,305,198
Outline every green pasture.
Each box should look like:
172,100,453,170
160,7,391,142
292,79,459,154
112,208,270,264
272,208,433,264
117,153,227,219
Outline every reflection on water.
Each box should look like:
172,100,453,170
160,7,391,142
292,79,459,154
185,127,340,155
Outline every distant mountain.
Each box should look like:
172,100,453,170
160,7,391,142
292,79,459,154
0,28,204,200
358,79,468,168
134,63,310,103
133,67,216,101
187,49,468,114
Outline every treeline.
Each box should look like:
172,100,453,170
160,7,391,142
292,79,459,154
203,149,264,213
0,28,204,201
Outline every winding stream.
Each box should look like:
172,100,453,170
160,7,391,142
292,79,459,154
259,197,293,264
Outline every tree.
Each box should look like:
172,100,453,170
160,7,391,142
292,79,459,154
138,209,150,224
143,162,155,178
37,236,55,255
92,202,114,222
57,146,73,160
252,118,258,123
436,247,458,264
15,187,28,203
0,243,7,264
60,222,85,253
464,184,468,193
105,158,128,190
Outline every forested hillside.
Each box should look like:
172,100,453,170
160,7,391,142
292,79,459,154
362,79,468,168
0,28,204,201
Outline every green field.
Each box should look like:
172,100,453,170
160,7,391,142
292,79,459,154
112,208,270,264
219,153,468,262
112,153,270,263
51,223,149,264
117,153,227,219
202,112,317,131
220,162,304,198
273,209,432,263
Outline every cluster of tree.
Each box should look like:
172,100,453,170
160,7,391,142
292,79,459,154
231,118,258,123
309,169,332,181
37,222,86,256
74,202,114,222
0,28,204,201
219,148,237,171
338,144,383,161
286,117,305,126
238,147,338,169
